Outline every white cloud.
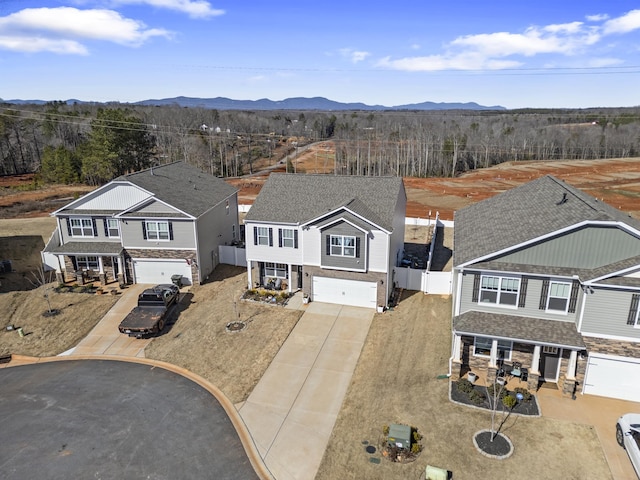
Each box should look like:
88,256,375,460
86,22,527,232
111,0,225,19
339,48,370,63
0,7,171,54
587,57,624,67
586,14,609,22
603,9,640,35
377,53,521,71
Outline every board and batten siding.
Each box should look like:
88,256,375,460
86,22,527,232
581,288,640,340
245,223,303,265
120,218,196,249
368,230,389,272
458,271,582,323
320,222,367,271
75,183,151,212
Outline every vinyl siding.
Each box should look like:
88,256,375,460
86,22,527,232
134,200,183,215
58,217,121,245
368,230,389,272
120,218,196,249
320,222,366,271
195,195,239,279
244,222,303,265
581,288,640,339
458,271,581,323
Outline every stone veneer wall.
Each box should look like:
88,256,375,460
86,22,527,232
61,255,116,285
302,265,386,306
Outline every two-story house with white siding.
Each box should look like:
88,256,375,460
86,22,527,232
451,175,640,401
244,174,406,309
43,162,239,287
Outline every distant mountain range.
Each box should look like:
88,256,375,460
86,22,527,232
3,96,505,111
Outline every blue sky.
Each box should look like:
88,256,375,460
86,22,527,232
2,1,640,109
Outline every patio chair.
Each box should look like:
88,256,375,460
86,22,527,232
274,278,282,290
510,361,522,381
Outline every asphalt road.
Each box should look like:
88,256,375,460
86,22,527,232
0,360,260,480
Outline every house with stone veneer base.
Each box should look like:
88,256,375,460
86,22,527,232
244,173,406,309
43,162,239,287
450,175,640,401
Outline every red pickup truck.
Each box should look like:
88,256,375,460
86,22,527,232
118,284,180,338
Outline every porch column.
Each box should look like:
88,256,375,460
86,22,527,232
288,264,292,293
530,345,541,375
452,334,462,362
98,256,104,274
566,350,577,380
490,339,498,368
117,256,125,284
246,260,252,289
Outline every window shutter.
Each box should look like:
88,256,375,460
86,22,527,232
518,277,528,308
568,280,580,313
142,222,147,240
294,230,298,249
539,279,550,310
168,222,174,240
471,273,480,303
326,235,331,256
253,226,258,245
268,228,273,247
66,218,72,237
103,219,109,237
92,218,98,236
627,294,640,325
278,229,283,248
356,237,361,257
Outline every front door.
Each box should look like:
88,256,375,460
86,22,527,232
540,346,561,381
297,266,303,289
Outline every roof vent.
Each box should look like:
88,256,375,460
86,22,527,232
556,192,568,205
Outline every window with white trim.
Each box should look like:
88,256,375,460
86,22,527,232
330,235,355,257
76,256,99,270
265,262,287,278
282,229,295,248
546,281,571,312
257,227,270,246
473,336,512,360
146,221,169,241
70,218,94,237
479,275,519,306
107,218,119,238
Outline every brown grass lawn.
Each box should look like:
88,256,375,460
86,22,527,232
0,285,118,357
315,292,611,480
145,265,303,404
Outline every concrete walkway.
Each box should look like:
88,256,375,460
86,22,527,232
63,284,151,357
238,301,374,480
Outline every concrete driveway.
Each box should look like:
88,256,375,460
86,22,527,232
0,359,262,480
65,284,154,357
238,302,374,480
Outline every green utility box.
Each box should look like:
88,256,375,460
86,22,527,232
387,423,411,450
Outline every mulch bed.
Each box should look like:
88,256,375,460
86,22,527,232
450,381,540,416
474,430,512,457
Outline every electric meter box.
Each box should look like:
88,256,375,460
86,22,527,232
387,423,411,450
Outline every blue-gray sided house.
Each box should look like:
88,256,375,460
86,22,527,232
451,175,640,402
43,162,239,286
244,174,406,309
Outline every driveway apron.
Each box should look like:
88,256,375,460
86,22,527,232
64,284,151,357
238,302,374,480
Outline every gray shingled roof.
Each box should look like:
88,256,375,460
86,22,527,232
454,311,585,349
44,241,123,255
245,174,404,231
116,162,237,218
454,175,640,267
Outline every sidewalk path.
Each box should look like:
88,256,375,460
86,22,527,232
238,302,374,480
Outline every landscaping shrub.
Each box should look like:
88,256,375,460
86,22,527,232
456,378,474,394
514,387,532,402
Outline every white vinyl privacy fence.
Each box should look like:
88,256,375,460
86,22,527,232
219,245,246,267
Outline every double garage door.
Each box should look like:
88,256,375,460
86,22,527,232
583,354,640,402
133,259,192,286
312,276,377,309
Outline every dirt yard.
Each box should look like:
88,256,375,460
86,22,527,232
145,265,303,404
0,285,118,357
315,292,612,480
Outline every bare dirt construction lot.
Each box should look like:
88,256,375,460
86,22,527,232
145,265,303,404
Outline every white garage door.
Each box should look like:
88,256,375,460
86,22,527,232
312,277,377,309
583,354,640,402
133,259,192,286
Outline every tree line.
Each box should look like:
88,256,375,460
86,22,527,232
1,101,639,185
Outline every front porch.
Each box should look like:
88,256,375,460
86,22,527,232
452,311,587,398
